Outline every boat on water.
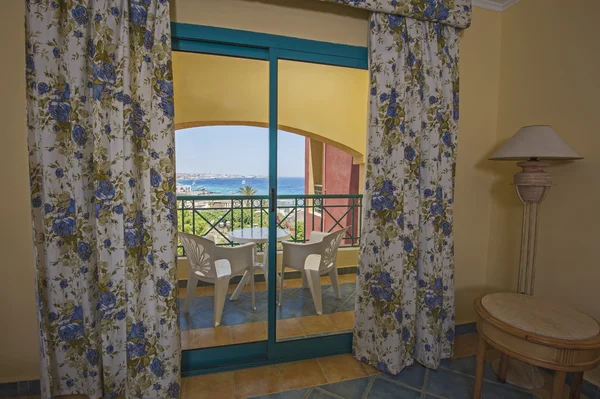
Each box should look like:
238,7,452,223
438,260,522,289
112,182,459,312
241,180,246,185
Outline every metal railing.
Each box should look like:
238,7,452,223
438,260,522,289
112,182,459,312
176,194,362,255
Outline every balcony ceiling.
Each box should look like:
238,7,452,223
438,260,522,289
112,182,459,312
473,0,521,11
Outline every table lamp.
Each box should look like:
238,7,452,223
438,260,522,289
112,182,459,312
489,125,583,388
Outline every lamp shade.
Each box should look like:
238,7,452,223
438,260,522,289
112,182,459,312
489,125,583,161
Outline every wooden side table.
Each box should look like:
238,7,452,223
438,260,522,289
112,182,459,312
473,293,600,399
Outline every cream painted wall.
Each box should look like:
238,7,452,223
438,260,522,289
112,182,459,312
0,0,40,383
491,0,600,384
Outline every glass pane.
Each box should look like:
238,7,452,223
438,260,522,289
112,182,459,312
276,59,368,342
173,52,269,350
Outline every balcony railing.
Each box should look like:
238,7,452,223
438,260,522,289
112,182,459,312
176,194,363,255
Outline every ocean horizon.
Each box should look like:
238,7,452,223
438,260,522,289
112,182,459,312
176,176,305,195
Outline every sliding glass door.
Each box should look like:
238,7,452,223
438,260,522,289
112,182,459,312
275,60,368,343
172,24,368,375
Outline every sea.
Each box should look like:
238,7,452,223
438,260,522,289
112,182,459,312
176,177,305,195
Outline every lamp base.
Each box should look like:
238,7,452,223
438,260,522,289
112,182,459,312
514,161,551,203
492,358,545,390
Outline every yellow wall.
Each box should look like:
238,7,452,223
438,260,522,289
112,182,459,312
170,0,370,46
490,0,600,384
0,0,40,383
173,52,369,160
0,0,508,383
453,7,502,323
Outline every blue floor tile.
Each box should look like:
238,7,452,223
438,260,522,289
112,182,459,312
300,292,347,316
319,376,371,399
335,295,356,312
251,388,309,399
580,379,599,399
336,282,357,297
250,311,269,322
440,355,499,382
306,388,339,398
277,295,315,319
426,368,475,398
366,377,422,398
236,296,269,313
182,282,357,328
220,308,254,326
294,286,331,299
427,368,533,399
182,313,213,329
381,364,427,389
481,381,534,399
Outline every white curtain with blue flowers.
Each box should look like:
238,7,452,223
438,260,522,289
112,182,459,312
26,1,179,398
317,0,470,375
354,12,462,374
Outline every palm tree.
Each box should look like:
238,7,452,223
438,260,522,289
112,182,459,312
238,185,258,196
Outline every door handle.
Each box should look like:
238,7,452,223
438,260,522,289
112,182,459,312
270,188,276,213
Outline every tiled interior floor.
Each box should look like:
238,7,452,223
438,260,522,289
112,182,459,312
180,275,357,349
6,333,600,399
179,333,600,399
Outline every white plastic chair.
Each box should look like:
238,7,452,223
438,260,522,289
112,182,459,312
179,232,256,327
279,227,348,315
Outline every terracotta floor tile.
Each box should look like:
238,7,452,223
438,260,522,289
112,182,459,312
189,326,232,349
181,329,191,350
317,354,369,383
233,365,282,398
297,315,337,335
202,285,215,297
231,321,267,344
284,278,305,289
453,333,479,358
338,273,357,284
183,371,234,399
276,318,305,339
178,286,203,299
254,281,268,292
328,311,355,331
320,276,332,285
227,284,237,295
277,359,327,390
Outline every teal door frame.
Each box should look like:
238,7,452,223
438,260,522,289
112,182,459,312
172,23,368,376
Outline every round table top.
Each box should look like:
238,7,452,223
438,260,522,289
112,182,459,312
481,293,600,341
228,227,291,244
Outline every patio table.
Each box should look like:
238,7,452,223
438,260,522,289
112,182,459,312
228,227,291,307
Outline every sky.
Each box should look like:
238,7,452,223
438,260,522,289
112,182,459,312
175,126,305,177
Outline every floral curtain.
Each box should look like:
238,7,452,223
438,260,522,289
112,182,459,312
353,12,462,374
320,0,471,29
26,1,179,398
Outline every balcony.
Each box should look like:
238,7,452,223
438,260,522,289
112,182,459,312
176,194,362,253
176,194,362,349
